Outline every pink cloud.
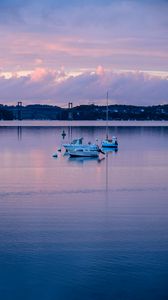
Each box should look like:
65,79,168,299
96,65,105,76
30,68,48,82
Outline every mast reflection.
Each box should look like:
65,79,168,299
17,126,22,141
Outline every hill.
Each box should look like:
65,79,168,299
0,104,168,121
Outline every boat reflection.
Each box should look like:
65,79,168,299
68,156,105,165
102,147,118,154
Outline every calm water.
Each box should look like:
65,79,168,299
0,123,168,300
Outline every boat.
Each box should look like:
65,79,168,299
68,147,104,158
102,136,118,148
63,137,99,152
101,92,118,149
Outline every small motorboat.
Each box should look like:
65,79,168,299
102,136,118,148
63,137,99,152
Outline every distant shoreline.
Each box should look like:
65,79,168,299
0,120,168,127
1,104,168,121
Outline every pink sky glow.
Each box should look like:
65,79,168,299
0,0,167,106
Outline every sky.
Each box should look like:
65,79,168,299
0,0,168,106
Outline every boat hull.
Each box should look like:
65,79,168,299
69,150,99,157
101,138,118,149
102,144,118,148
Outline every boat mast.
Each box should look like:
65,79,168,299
106,91,109,139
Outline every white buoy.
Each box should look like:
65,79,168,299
58,147,61,152
52,152,58,158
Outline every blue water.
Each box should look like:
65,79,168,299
0,124,168,300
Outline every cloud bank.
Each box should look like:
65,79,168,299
0,69,167,106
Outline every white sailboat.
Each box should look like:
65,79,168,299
101,92,118,149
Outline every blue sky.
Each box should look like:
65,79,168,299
0,0,167,105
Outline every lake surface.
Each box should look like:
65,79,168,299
0,123,168,300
